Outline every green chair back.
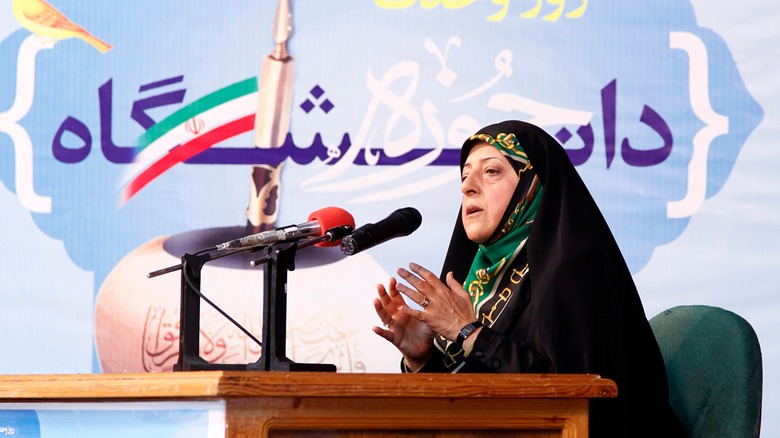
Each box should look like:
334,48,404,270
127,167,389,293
649,305,762,438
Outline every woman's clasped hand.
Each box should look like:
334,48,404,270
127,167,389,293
372,263,480,371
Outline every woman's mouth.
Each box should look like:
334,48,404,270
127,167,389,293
465,205,482,216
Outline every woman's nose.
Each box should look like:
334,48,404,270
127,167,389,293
461,173,479,194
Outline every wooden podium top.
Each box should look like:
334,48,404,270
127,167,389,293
0,371,616,401
0,373,616,437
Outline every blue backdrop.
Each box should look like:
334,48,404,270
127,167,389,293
1,0,776,435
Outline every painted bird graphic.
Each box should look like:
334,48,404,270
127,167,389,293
12,0,112,53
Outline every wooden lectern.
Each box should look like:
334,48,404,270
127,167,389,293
0,372,615,437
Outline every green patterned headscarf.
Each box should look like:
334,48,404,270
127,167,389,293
461,132,543,311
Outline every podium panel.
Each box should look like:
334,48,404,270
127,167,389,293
0,372,616,438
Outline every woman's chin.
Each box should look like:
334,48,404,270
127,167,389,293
463,224,489,244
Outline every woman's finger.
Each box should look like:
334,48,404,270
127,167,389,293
376,283,393,307
387,278,407,306
395,281,428,307
395,268,421,290
405,263,450,302
373,299,397,329
373,298,391,322
408,262,440,285
401,305,427,322
445,271,471,300
371,325,394,343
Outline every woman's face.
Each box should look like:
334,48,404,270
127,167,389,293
461,143,520,243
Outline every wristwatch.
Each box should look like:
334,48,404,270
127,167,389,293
455,321,484,349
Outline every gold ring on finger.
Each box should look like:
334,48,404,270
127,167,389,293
421,295,430,308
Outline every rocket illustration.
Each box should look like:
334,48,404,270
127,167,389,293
245,0,295,233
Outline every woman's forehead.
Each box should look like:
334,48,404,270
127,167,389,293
464,143,511,166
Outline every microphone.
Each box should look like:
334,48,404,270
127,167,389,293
321,225,355,245
248,225,355,267
341,207,422,256
216,206,355,250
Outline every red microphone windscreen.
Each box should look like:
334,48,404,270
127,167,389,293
308,206,355,247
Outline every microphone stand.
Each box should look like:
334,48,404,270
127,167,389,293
174,251,249,371
247,241,335,372
150,230,346,372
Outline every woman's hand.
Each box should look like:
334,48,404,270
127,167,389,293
372,277,435,370
394,263,477,342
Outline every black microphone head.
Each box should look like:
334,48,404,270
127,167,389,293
340,207,422,256
396,207,422,235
